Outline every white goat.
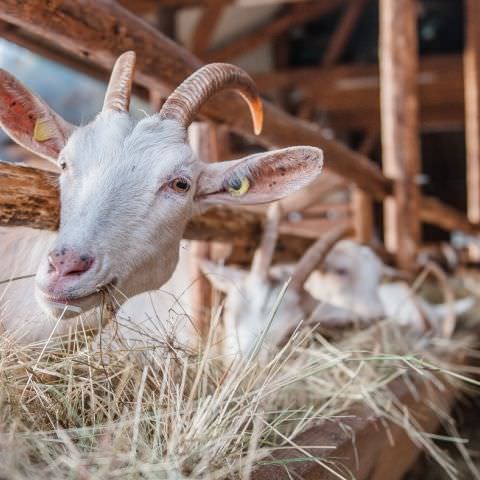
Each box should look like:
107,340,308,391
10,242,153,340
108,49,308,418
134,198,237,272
0,51,323,345
306,240,475,337
201,204,354,356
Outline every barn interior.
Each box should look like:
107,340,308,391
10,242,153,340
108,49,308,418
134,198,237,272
1,1,480,479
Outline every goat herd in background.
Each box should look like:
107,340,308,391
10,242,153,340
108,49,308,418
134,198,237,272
0,51,475,359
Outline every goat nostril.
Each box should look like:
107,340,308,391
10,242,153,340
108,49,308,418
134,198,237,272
47,249,94,278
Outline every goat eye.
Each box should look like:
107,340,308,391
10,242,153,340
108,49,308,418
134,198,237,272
59,160,67,171
227,176,250,197
170,177,191,193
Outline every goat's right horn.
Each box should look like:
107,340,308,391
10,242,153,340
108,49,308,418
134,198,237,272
102,51,136,113
159,63,263,135
290,224,354,292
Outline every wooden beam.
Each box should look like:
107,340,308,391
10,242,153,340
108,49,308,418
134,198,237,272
0,0,392,201
0,21,151,101
204,0,344,62
322,0,367,66
326,104,465,132
464,0,480,227
190,2,226,56
380,0,421,270
254,55,464,112
2,162,478,255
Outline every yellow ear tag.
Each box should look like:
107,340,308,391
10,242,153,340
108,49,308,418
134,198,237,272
228,176,250,197
33,119,55,142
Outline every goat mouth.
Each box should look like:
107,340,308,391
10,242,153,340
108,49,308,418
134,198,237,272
37,278,118,310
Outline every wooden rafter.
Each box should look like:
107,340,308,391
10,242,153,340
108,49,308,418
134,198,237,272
204,0,344,62
0,21,151,100
190,2,226,56
322,0,368,66
254,55,463,112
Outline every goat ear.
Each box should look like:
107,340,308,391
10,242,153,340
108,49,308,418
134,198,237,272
0,69,74,163
195,146,323,207
199,259,247,293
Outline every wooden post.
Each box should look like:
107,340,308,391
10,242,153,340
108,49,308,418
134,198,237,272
188,122,222,339
464,0,480,259
353,130,378,244
379,0,421,270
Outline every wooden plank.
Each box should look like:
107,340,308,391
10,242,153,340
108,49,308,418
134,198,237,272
379,0,421,269
204,0,344,62
322,0,367,66
464,0,480,226
252,367,458,480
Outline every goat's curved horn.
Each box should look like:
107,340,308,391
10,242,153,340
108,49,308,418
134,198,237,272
103,51,136,113
159,63,263,135
290,224,354,292
250,203,281,279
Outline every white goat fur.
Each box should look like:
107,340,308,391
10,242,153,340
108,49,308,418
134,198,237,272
201,218,354,356
306,240,474,334
0,57,323,346
0,226,195,347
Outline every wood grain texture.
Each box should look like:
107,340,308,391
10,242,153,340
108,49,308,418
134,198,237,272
464,0,480,225
0,162,59,230
380,0,421,269
1,162,478,261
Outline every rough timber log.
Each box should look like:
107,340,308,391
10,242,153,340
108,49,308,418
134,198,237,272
0,0,477,239
1,162,479,266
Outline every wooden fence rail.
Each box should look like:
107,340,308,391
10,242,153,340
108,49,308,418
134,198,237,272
1,161,479,264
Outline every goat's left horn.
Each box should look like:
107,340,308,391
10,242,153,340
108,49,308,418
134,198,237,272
159,63,263,135
103,51,136,113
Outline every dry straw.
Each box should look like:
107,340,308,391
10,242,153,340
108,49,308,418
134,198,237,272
0,288,478,479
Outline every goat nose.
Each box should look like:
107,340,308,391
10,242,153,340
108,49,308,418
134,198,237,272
48,248,94,277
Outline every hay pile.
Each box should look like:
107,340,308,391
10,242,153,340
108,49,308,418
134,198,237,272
0,311,476,480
